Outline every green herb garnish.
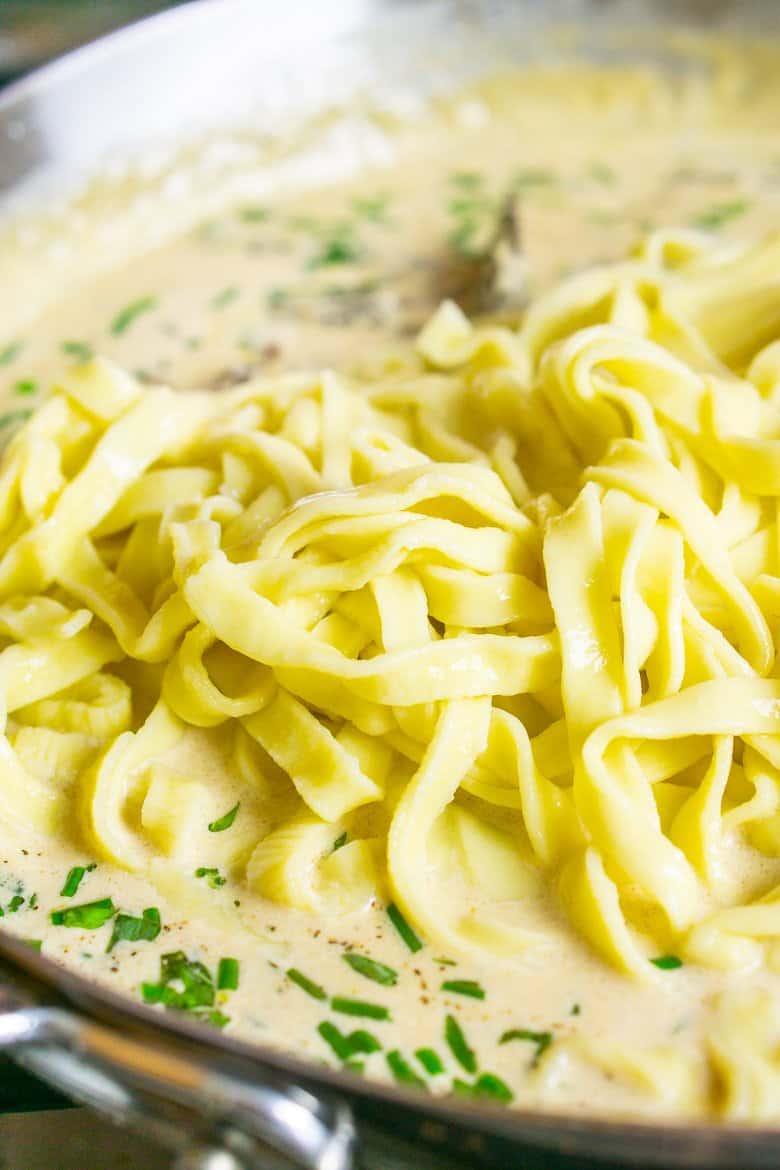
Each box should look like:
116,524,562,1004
7,895,24,914
343,953,398,987
23,939,42,952
386,1050,427,1090
352,194,390,223
317,1021,382,1061
449,171,484,191
60,864,96,898
110,296,158,336
500,1028,553,1067
0,341,23,366
651,954,683,970
141,950,215,1014
61,340,94,362
691,199,749,231
217,957,239,991
445,1014,476,1075
570,1003,581,1016
332,832,348,852
0,409,32,431
107,907,161,953
195,867,226,889
13,380,37,396
307,226,363,269
211,286,239,310
208,802,240,833
239,206,270,223
454,1073,514,1104
287,968,328,1001
387,903,422,953
512,167,557,190
415,1048,444,1076
442,979,485,1000
50,897,116,930
331,997,391,1021
588,161,617,186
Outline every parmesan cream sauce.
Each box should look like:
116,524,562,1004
2,50,780,1120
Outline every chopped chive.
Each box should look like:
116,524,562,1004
287,968,327,1001
331,997,391,1021
208,802,239,832
588,160,617,186
13,379,37,396
415,1047,444,1076
386,903,422,953
142,950,215,1014
442,979,485,1000
499,1028,553,1067
110,296,158,336
454,1073,514,1104
0,341,23,366
570,1003,581,1016
195,866,226,889
691,198,749,230
61,340,94,362
50,897,116,930
445,1014,476,1075
107,907,161,953
28,894,38,910
651,954,683,970
318,1021,351,1061
343,953,398,987
344,1059,365,1074
238,206,270,223
386,1050,427,1090
345,1029,382,1055
217,957,239,991
7,895,24,913
332,831,348,852
211,286,239,310
307,227,363,269
207,1010,230,1029
0,409,32,431
60,866,90,898
434,957,456,966
23,939,42,952
512,167,557,190
352,194,390,222
449,171,484,190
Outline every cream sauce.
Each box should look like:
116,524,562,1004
2,51,780,1120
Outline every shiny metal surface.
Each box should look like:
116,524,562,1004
1,2,780,1167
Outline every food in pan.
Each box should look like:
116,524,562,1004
2,52,780,1123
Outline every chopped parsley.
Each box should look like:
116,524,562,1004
651,954,683,970
386,903,422,953
217,957,239,991
386,1050,427,1090
60,864,96,898
50,897,116,930
13,380,37,396
110,296,158,336
61,340,94,362
0,341,23,366
331,997,391,1021
343,953,398,987
195,866,226,889
415,1048,444,1076
208,802,240,833
107,907,161,953
445,1014,476,1075
691,199,749,231
287,968,327,1001
500,1028,553,1067
441,979,485,1000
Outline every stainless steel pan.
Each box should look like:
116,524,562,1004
1,3,780,1166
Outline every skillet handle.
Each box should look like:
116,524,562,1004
0,977,356,1170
